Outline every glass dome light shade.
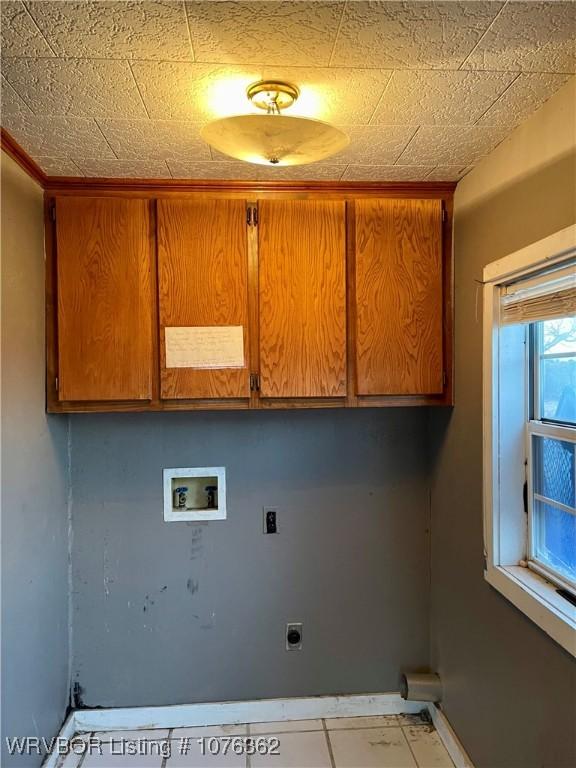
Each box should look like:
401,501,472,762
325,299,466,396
201,114,349,167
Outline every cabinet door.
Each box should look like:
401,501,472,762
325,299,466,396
258,200,347,399
158,199,250,400
56,197,153,401
354,198,443,395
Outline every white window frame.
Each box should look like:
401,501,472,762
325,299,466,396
483,224,576,657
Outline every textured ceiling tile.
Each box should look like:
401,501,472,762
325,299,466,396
398,125,509,165
331,1,503,69
371,70,515,126
2,58,147,119
0,1,55,57
1,76,33,116
168,160,345,180
463,1,576,73
341,165,434,181
330,125,417,164
97,119,211,161
1,114,115,159
477,72,573,126
184,1,343,67
424,165,472,181
26,1,193,61
131,62,263,121
35,157,83,176
260,66,392,124
74,158,173,178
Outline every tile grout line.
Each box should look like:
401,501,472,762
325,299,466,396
127,60,152,120
322,719,337,768
69,159,85,178
161,729,173,768
1,74,38,115
367,70,395,126
458,0,510,71
75,733,91,768
244,723,251,768
0,52,571,78
393,125,421,164
472,71,522,125
21,1,59,57
327,1,348,68
399,725,421,768
93,118,119,160
181,0,196,63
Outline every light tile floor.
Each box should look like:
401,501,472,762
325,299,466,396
58,713,454,768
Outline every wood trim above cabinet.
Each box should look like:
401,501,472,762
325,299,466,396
44,178,456,197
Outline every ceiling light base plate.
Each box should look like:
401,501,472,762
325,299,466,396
247,80,300,112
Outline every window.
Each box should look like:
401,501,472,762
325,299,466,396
528,318,576,591
483,225,576,657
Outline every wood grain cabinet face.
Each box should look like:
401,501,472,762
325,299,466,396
258,200,347,399
354,198,444,396
55,197,153,401
157,199,250,400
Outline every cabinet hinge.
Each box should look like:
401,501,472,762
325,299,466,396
50,202,56,222
246,205,258,227
442,207,447,223
250,373,260,391
442,371,447,387
55,377,59,392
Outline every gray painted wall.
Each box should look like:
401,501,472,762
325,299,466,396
429,82,576,767
71,408,430,707
1,153,70,766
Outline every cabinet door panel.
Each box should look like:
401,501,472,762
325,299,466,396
258,200,347,398
56,197,153,401
354,198,443,395
158,199,250,399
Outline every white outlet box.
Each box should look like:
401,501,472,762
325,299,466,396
163,467,226,522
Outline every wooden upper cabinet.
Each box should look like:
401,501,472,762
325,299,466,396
157,199,250,400
55,197,153,401
258,200,346,398
353,198,444,396
258,200,347,399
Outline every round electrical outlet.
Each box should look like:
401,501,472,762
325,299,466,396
287,629,301,645
286,623,303,650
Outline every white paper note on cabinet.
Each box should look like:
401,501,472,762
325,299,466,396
165,326,244,369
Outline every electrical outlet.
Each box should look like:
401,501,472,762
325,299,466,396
286,622,303,650
263,507,278,534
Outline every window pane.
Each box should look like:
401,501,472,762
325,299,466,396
533,500,576,584
533,435,575,508
541,356,576,422
539,317,576,424
542,317,576,355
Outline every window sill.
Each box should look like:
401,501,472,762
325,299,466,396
485,564,576,658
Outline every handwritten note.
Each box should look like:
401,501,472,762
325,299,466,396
165,326,244,369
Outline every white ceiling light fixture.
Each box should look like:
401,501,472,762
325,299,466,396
201,80,349,166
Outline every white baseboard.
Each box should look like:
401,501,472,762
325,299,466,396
43,694,474,768
41,712,76,768
427,703,474,768
73,692,423,732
